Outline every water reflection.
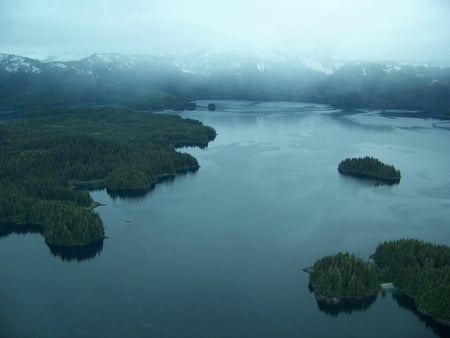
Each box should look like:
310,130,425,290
0,222,104,262
0,222,43,238
106,175,177,200
392,292,450,338
46,240,104,262
106,188,151,200
105,169,195,201
0,106,16,122
316,295,378,317
338,174,401,186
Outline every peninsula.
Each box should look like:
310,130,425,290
0,107,216,247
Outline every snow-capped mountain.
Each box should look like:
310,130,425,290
0,52,343,77
0,54,43,74
3,51,446,80
0,52,449,115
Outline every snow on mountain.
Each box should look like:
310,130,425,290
301,59,343,75
1,52,449,83
383,64,402,73
257,61,269,72
0,54,42,74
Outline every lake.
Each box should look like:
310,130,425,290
1,100,450,337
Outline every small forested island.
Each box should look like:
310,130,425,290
305,252,380,304
338,156,401,183
306,239,450,326
207,103,216,111
0,107,216,247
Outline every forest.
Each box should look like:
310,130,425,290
307,239,450,324
338,156,401,183
307,252,380,303
0,107,216,246
373,239,450,323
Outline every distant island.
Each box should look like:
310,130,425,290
306,239,450,326
305,252,379,304
338,156,401,183
0,107,216,247
207,103,216,111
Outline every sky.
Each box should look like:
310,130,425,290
1,0,450,65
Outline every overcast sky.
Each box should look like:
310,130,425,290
1,0,450,65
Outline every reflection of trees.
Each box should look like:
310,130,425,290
392,292,450,338
46,240,104,263
106,174,178,200
106,188,150,200
316,295,377,317
0,222,43,238
0,222,104,262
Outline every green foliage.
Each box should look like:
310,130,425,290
373,239,450,321
310,252,380,299
338,156,401,182
0,107,216,246
105,166,155,191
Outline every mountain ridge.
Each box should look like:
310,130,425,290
1,52,449,116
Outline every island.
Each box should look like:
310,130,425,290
305,252,380,304
207,103,216,111
338,156,401,183
306,239,450,326
0,107,216,247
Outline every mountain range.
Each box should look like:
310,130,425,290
1,52,449,117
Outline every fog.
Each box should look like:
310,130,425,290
1,0,450,65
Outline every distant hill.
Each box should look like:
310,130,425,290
1,52,449,116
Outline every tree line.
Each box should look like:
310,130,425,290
308,252,379,301
373,239,450,322
307,239,450,324
0,107,216,246
338,156,401,183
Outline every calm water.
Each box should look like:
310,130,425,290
1,100,450,338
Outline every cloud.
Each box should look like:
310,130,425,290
1,0,450,65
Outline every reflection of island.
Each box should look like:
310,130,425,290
106,169,190,200
46,240,103,262
338,156,401,184
106,188,153,200
317,294,377,317
0,222,104,262
0,222,43,238
392,292,450,337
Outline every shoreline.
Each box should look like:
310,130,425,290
338,168,401,184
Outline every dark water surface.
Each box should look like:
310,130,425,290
1,100,450,337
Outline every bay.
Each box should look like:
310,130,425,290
1,100,449,337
